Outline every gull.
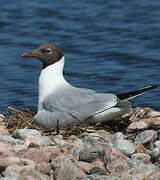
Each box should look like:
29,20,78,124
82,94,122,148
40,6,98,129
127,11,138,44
20,43,159,127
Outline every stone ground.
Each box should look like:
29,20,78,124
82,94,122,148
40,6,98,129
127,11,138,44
0,107,160,180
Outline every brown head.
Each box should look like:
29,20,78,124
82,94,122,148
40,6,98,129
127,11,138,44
20,43,63,68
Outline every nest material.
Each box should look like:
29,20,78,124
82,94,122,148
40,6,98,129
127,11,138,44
2,107,132,139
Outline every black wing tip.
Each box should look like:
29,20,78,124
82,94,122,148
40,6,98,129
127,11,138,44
117,84,160,100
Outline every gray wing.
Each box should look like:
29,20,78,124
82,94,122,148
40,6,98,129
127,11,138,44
42,86,118,121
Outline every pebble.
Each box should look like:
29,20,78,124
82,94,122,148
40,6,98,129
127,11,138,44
0,157,35,168
150,147,160,158
148,170,160,180
0,112,159,180
131,153,151,163
127,121,148,130
25,135,54,147
0,135,24,145
0,125,9,135
115,139,135,156
17,146,61,163
51,155,85,180
154,140,160,150
0,114,5,123
106,159,130,173
114,132,125,140
0,142,15,158
134,130,157,144
76,161,93,174
4,165,51,180
12,129,42,140
89,167,106,175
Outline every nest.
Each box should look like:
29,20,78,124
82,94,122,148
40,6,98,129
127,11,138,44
3,107,132,138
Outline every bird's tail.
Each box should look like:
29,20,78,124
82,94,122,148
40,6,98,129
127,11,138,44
116,85,159,100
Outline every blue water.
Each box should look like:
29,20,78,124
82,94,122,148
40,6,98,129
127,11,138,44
0,0,160,114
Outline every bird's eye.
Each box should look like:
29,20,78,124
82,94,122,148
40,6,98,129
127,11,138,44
45,48,52,54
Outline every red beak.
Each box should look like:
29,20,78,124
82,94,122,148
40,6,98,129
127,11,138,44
20,52,37,58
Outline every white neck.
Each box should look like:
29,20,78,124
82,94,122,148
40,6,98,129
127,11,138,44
38,56,67,111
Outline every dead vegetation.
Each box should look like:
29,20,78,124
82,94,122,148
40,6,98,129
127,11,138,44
3,106,133,139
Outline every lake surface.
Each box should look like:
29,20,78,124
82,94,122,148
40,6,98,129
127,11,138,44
0,0,160,114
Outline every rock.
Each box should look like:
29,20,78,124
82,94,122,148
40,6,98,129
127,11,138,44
76,161,93,174
0,157,35,168
25,135,54,147
128,117,160,130
0,177,18,180
13,129,42,141
84,132,115,144
4,165,51,180
115,139,135,156
17,146,61,163
109,147,126,161
131,153,151,163
69,146,84,159
127,121,148,130
0,142,15,158
79,138,112,163
0,114,5,123
51,155,85,180
67,135,79,142
148,110,160,118
154,140,160,150
0,126,9,135
128,158,145,167
114,132,125,140
90,167,107,175
51,135,67,147
134,130,157,145
129,107,154,121
106,159,130,174
128,163,157,177
85,175,118,180
79,150,99,163
35,163,52,175
12,144,28,153
91,160,105,170
0,135,24,145
150,148,160,158
148,170,160,180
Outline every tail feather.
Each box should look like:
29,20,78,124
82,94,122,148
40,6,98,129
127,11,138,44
116,85,159,100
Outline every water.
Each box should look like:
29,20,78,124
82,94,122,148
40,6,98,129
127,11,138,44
0,0,160,114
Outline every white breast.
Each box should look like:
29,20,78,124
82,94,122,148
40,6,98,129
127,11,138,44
38,56,68,111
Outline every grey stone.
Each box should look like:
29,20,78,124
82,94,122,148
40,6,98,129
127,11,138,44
79,150,100,163
134,130,157,144
0,177,18,180
13,129,42,140
67,135,79,142
114,132,125,140
85,175,120,180
131,153,151,161
129,163,157,177
150,147,160,158
40,136,55,146
128,158,145,167
154,140,160,150
84,132,114,145
90,167,106,175
51,155,85,180
115,139,135,156
0,135,24,145
4,165,51,180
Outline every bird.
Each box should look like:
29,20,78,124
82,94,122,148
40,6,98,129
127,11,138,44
20,43,159,128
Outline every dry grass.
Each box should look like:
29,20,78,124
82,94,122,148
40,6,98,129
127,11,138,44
3,107,132,138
